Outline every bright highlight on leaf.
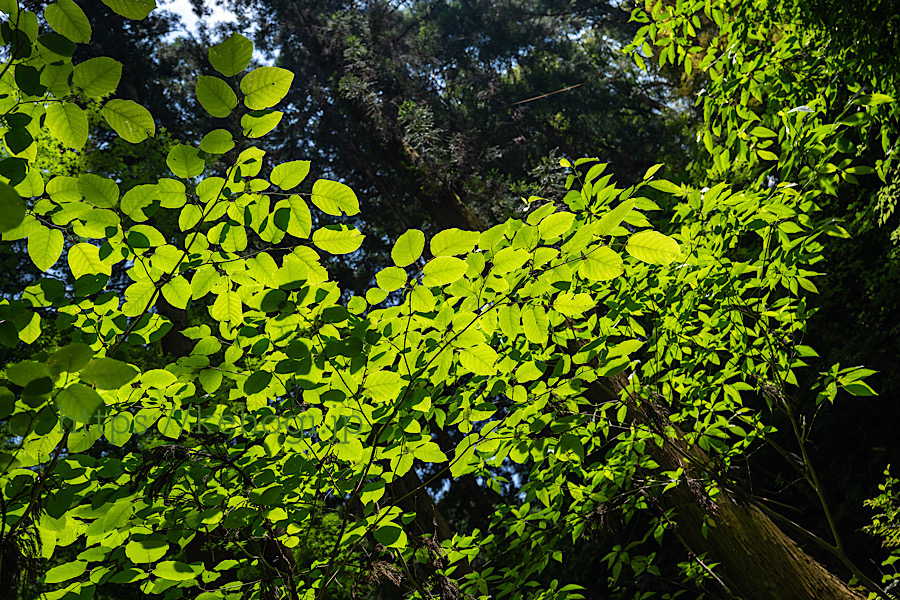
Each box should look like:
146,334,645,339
423,256,467,286
240,66,294,110
102,99,155,143
626,230,681,265
391,229,425,267
46,102,88,149
196,75,238,118
312,224,365,254
209,32,253,77
430,228,480,257
45,0,92,43
271,160,311,190
311,179,359,215
28,226,63,271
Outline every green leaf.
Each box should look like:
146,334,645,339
553,292,594,316
28,225,64,271
209,32,253,77
48,343,93,376
430,228,480,257
241,110,283,138
210,290,243,324
854,93,894,106
392,229,425,267
125,537,169,564
68,242,111,279
492,247,530,274
45,0,91,43
55,383,105,423
196,75,237,118
44,561,87,584
153,561,201,581
647,180,682,195
626,230,681,265
161,276,192,310
80,357,139,389
79,174,119,208
365,370,403,402
167,144,205,178
414,441,448,463
538,211,575,240
373,524,408,549
596,199,635,236
45,102,88,149
100,0,155,19
102,99,155,143
458,344,498,376
311,179,359,216
376,266,407,292
200,129,234,154
579,246,623,281
312,224,365,254
73,56,122,97
240,66,294,110
0,183,25,233
423,256,468,286
271,160,311,190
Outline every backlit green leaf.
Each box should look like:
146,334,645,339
55,383,105,423
102,99,155,143
209,32,253,77
28,225,63,271
44,561,87,584
0,183,25,233
376,266,407,292
459,344,498,376
366,370,403,402
68,242,110,279
196,75,237,118
167,144,205,178
126,537,169,564
578,246,622,281
200,129,234,154
100,0,155,19
45,0,91,43
80,357,138,389
391,229,425,267
596,199,635,236
626,230,681,265
271,160,311,190
423,256,467,286
240,66,294,110
311,179,359,216
45,102,88,149
241,110,283,138
73,56,121,97
312,224,364,254
430,228,480,257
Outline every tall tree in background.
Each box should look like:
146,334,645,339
213,0,688,289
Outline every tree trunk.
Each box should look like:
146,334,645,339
595,375,866,600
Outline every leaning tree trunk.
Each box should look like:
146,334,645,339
594,375,866,600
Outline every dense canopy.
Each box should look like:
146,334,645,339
1,1,899,600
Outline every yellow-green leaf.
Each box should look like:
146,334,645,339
626,230,681,265
391,229,425,267
422,256,467,286
45,102,88,149
311,179,359,216
196,75,237,118
240,66,294,110
312,224,364,254
45,0,91,43
209,32,253,77
28,225,63,271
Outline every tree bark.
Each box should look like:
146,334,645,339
593,375,866,600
